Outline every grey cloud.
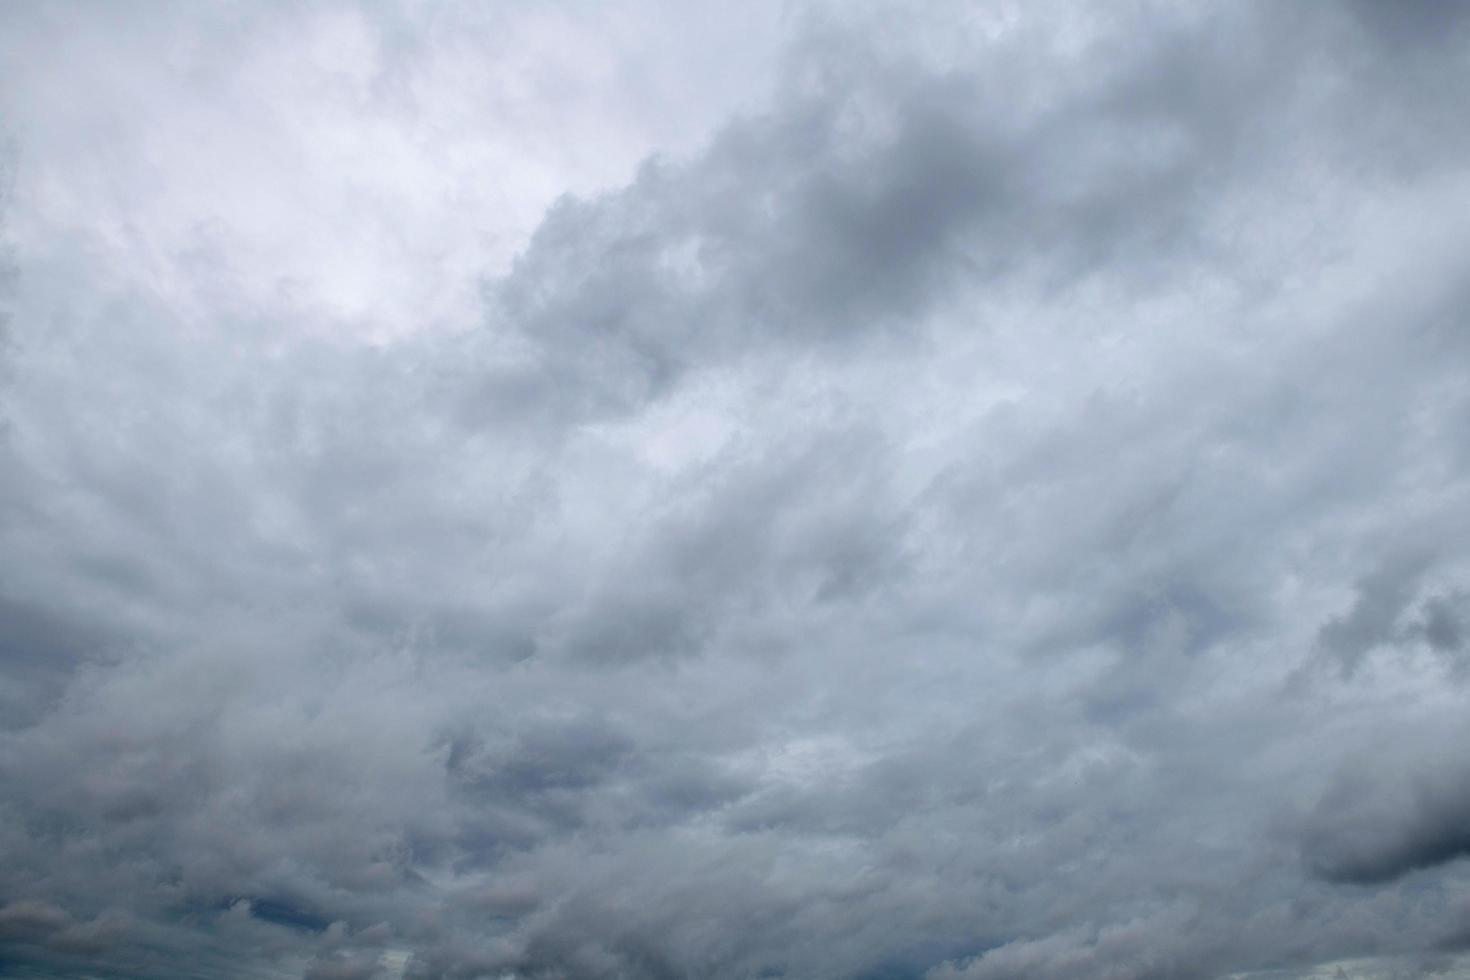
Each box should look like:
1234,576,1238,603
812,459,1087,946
0,901,131,967
1302,753,1470,885
1421,593,1468,658
1310,553,1470,681
3,2,1470,980
306,953,388,980
0,593,104,728
478,7,1288,412
0,901,72,942
1346,0,1470,50
1316,554,1434,676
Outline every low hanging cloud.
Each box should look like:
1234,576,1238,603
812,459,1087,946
1299,732,1470,887
3,2,1470,979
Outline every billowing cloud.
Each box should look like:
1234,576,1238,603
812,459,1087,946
3,2,1470,979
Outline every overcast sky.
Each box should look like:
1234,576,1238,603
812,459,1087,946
2,2,1470,979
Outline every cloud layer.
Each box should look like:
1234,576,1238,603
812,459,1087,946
3,3,1470,979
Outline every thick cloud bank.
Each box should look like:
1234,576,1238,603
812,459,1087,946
3,3,1470,979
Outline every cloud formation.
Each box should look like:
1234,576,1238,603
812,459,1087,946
3,2,1470,979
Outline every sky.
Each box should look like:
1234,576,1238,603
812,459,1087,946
1,2,1469,979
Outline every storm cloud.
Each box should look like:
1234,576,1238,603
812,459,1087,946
3,2,1470,979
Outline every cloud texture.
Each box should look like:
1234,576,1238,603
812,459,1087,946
3,2,1470,979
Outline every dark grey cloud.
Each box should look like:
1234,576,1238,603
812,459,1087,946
1301,742,1470,886
3,2,1470,979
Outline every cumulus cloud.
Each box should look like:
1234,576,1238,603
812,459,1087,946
3,2,1470,979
